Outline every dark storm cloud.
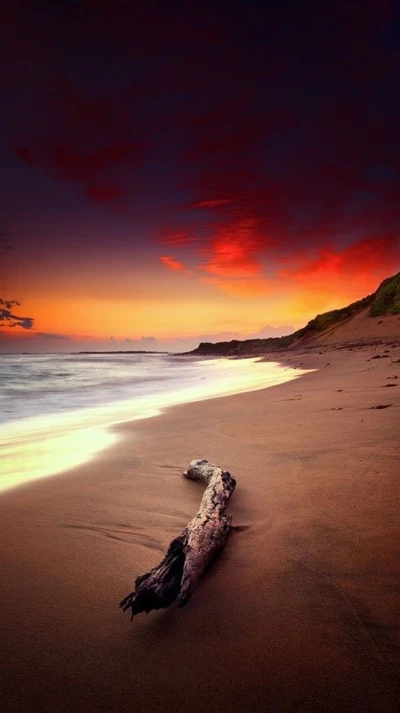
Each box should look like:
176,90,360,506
11,107,146,204
154,0,400,276
4,0,400,278
8,62,147,203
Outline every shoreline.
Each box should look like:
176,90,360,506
1,342,399,713
0,356,311,495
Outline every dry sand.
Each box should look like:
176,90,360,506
1,343,400,713
297,310,400,348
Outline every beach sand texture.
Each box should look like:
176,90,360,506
1,344,399,713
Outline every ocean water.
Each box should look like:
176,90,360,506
0,352,310,493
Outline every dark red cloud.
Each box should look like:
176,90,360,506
49,142,141,183
200,218,264,278
7,64,147,203
85,183,127,203
46,85,135,138
10,145,35,166
161,62,400,280
4,0,400,285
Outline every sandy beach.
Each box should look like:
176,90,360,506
1,344,400,713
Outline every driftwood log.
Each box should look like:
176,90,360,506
120,459,236,619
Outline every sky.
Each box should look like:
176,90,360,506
1,0,400,353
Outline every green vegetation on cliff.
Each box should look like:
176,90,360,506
369,272,400,316
296,293,374,336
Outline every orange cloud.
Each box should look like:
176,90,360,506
160,255,192,273
279,235,400,315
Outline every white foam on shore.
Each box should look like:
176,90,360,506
0,358,312,493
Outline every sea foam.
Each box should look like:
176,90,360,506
0,353,311,492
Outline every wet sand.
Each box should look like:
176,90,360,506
1,344,399,713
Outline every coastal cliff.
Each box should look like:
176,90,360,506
189,272,400,356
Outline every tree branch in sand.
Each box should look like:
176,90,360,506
119,459,236,620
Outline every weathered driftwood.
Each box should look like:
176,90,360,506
119,459,236,619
